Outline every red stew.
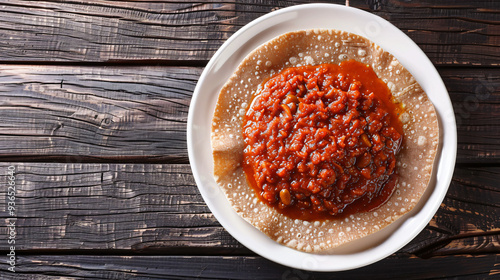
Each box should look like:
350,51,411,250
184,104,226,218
242,60,403,221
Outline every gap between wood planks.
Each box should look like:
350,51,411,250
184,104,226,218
0,254,497,279
0,60,499,69
0,60,209,68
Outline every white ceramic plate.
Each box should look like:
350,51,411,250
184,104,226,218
187,3,456,271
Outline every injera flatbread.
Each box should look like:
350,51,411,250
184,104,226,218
211,29,439,253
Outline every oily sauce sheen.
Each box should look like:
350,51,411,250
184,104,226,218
242,60,404,221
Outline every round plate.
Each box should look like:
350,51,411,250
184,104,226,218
187,3,456,271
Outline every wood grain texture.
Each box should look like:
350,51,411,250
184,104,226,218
0,66,498,163
0,254,498,279
0,163,243,253
403,166,500,258
0,0,498,66
440,67,500,163
0,163,498,258
0,0,497,277
351,0,500,67
0,65,199,163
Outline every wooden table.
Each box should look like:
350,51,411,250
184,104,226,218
0,1,498,278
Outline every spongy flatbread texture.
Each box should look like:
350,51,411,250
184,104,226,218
211,29,439,253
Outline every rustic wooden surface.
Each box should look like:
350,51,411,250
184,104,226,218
0,0,499,278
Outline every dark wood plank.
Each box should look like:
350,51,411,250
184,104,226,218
0,163,498,258
403,166,500,258
439,68,500,163
0,163,243,253
0,65,199,163
351,0,500,67
0,254,498,279
0,66,498,163
0,0,498,66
